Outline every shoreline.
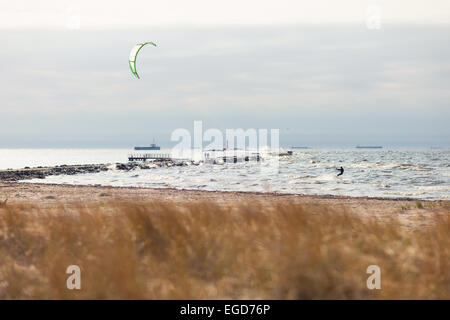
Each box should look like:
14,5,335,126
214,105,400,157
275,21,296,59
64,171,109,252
0,163,446,203
2,180,440,202
1,181,448,230
1,164,448,230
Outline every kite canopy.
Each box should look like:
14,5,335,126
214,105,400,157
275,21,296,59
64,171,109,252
129,41,157,79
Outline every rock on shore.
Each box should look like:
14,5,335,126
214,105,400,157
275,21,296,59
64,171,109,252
0,164,110,182
0,160,190,182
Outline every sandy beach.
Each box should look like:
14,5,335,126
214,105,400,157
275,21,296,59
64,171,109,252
1,181,448,230
1,167,449,299
1,181,449,299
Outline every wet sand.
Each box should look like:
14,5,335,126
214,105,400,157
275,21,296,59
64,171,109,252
1,181,448,229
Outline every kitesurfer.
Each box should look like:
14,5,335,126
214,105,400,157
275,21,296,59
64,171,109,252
336,166,344,176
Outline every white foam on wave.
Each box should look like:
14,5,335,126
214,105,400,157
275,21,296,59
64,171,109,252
19,149,450,200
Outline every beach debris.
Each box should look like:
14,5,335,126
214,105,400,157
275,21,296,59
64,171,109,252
129,41,157,79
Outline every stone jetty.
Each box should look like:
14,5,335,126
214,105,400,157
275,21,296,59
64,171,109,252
0,159,190,182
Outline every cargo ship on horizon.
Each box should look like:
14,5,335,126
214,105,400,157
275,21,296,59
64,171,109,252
134,143,161,151
355,145,383,149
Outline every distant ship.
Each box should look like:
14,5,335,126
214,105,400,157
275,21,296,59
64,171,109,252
134,143,160,151
291,146,310,149
356,145,383,149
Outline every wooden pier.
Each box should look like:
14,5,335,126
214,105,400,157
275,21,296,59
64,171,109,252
203,153,262,164
128,153,172,161
221,155,261,163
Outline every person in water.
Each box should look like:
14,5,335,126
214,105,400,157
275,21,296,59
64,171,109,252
336,166,344,176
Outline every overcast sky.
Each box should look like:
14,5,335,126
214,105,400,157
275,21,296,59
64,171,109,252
0,1,449,147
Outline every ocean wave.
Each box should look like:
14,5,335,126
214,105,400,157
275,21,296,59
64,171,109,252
19,149,450,200
413,185,450,191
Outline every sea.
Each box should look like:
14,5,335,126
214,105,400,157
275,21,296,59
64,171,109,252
0,148,449,200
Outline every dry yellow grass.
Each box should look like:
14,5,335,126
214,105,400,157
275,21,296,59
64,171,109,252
0,201,448,299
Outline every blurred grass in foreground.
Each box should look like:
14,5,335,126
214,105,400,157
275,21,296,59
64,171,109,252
0,201,448,299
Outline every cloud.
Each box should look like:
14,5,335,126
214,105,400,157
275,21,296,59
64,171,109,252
1,1,450,28
0,24,449,147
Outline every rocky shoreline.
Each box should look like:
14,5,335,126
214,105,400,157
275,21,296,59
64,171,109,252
0,159,190,182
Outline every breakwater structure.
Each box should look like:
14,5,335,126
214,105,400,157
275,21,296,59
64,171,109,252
128,153,172,161
0,150,294,182
0,164,110,182
0,159,189,182
128,151,265,164
207,154,262,164
128,150,294,164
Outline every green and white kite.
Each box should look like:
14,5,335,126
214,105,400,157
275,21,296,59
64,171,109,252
129,42,157,79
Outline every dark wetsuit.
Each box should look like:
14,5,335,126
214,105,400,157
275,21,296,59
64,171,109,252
336,166,344,176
